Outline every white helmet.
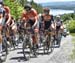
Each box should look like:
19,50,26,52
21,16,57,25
56,15,60,18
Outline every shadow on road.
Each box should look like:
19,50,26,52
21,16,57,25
10,56,29,61
17,51,30,54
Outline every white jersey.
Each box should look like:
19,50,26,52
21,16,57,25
56,20,62,26
0,7,5,25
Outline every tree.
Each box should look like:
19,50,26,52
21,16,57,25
30,0,43,13
61,14,72,22
4,0,43,19
4,0,23,20
16,0,27,6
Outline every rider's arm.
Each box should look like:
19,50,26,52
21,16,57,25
51,15,56,29
32,9,38,28
51,15,54,23
11,20,15,27
33,18,38,28
50,15,54,25
3,9,5,17
21,10,27,22
21,11,27,28
61,20,63,25
60,20,64,30
6,7,11,25
6,14,11,25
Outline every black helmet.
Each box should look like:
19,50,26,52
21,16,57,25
0,1,3,5
24,4,32,10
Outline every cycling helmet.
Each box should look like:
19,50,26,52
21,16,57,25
24,4,32,10
56,15,60,18
0,1,4,6
43,8,50,12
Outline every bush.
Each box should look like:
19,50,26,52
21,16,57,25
61,14,72,22
68,20,75,33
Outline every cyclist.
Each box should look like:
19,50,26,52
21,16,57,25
39,8,55,52
0,2,5,62
40,8,54,33
41,8,54,30
0,2,11,61
55,15,64,45
4,4,11,26
0,2,11,26
0,2,11,34
55,15,64,34
9,16,17,36
21,4,39,55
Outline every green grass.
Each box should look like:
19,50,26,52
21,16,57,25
72,38,75,44
70,38,75,60
70,33,75,36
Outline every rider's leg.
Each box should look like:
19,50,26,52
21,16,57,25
35,33,39,49
0,30,2,60
56,26,60,45
0,42,2,58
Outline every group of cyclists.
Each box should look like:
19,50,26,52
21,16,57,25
0,1,64,62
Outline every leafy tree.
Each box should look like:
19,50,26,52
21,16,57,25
30,0,43,13
16,0,27,7
70,13,75,20
4,0,23,20
61,14,72,22
4,0,43,19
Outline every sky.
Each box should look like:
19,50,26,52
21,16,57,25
32,0,75,3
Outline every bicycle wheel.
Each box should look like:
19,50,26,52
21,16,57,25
57,33,62,47
47,34,54,53
43,34,49,54
22,40,28,60
2,37,8,62
22,34,33,60
49,35,54,52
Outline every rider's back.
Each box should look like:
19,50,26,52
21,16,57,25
22,8,37,21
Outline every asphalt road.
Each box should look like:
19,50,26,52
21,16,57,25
3,35,73,63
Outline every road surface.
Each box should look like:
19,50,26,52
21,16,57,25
3,35,74,63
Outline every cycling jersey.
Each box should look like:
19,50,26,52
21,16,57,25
22,8,38,27
41,14,54,30
0,8,3,21
56,20,62,27
56,20,63,31
0,7,5,26
0,8,3,14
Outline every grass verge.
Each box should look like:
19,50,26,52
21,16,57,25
70,33,75,36
70,37,75,60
